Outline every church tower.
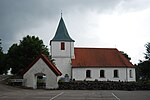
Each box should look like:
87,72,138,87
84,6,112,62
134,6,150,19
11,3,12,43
50,16,75,80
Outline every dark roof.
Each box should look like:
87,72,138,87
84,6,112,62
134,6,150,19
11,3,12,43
72,48,134,68
51,17,75,42
22,54,62,76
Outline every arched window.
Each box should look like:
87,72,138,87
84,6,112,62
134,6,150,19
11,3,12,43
129,70,132,78
100,70,105,78
86,70,91,78
114,70,119,78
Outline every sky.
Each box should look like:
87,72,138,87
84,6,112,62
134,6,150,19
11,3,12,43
0,0,150,64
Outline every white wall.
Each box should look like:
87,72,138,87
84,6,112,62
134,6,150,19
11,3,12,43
72,67,136,82
54,58,72,79
51,41,74,58
51,41,74,80
127,68,136,81
23,58,58,89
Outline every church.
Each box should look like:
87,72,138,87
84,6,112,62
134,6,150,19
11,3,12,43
22,16,136,89
50,16,136,82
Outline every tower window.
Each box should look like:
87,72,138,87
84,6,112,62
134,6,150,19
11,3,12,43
114,70,119,78
61,42,65,50
86,70,91,78
100,70,105,78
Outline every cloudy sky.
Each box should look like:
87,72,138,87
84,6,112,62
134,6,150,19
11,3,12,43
0,0,150,64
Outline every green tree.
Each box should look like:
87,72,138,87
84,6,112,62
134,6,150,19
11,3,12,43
0,39,3,74
0,39,8,74
120,51,131,61
7,35,53,74
138,61,150,80
137,42,150,81
145,42,150,60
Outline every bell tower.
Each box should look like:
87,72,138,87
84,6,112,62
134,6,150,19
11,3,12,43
50,16,75,80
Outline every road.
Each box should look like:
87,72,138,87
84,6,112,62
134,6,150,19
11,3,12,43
0,83,150,100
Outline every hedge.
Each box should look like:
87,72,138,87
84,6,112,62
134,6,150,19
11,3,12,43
58,81,150,90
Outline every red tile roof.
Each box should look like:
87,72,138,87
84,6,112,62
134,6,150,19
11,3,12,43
22,54,62,76
72,48,134,68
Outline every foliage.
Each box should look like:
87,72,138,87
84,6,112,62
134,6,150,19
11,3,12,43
7,35,53,74
137,42,150,81
0,39,3,74
138,61,150,80
0,39,8,74
0,39,2,51
120,51,131,61
145,42,150,60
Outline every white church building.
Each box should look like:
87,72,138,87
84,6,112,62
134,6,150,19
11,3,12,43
50,16,136,82
22,16,136,89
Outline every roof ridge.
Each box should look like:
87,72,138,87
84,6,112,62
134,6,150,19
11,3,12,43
114,49,127,66
74,47,117,50
117,50,133,67
72,48,134,68
21,53,62,76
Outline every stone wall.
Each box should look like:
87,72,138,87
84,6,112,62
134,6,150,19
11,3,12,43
58,81,150,90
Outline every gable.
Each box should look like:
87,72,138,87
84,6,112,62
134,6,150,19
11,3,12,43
22,54,62,76
72,48,134,68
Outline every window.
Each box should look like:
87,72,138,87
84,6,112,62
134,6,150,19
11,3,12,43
129,70,133,78
114,70,119,78
86,70,91,78
61,42,65,50
100,70,105,78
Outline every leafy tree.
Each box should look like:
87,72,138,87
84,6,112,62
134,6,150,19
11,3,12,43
138,61,150,80
120,51,131,61
145,42,150,60
0,39,2,51
7,35,53,74
137,42,150,81
0,39,3,74
0,39,8,74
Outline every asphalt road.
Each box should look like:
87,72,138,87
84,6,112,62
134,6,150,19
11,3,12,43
0,84,150,100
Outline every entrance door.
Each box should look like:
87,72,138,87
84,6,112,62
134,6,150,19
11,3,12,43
35,73,46,89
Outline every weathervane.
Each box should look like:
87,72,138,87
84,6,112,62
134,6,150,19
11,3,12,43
61,10,62,17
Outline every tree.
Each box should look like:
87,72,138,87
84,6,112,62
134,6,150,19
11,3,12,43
145,42,150,60
0,39,8,74
0,39,3,74
0,39,2,51
137,42,150,81
120,51,131,61
138,61,150,80
7,35,53,74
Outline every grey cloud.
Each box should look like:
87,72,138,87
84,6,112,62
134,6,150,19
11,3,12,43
1,0,147,52
0,0,121,33
0,0,122,51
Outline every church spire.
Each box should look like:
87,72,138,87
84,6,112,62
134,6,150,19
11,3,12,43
51,16,75,42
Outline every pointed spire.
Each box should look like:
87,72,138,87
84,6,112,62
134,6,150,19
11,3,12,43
51,16,75,42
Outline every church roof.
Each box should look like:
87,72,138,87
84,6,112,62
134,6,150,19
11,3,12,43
72,48,134,68
51,17,75,42
22,54,62,76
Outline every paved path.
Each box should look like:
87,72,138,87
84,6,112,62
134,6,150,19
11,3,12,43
0,84,150,100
